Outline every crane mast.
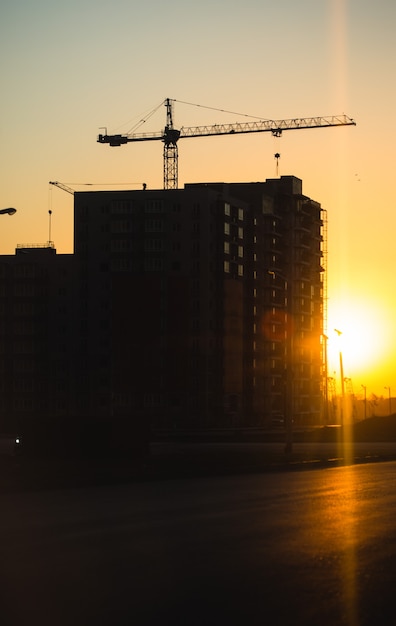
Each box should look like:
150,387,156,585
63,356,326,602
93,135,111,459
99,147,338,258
163,98,180,190
97,99,356,189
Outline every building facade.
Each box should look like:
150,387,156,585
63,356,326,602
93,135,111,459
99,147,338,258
73,175,325,428
0,245,75,434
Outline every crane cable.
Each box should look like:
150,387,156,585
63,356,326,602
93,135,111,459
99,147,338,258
113,99,165,134
59,182,144,187
173,98,272,122
115,98,273,137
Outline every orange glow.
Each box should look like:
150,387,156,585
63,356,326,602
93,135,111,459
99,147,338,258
1,0,395,403
327,297,394,397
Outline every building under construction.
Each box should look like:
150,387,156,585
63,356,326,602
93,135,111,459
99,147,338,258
72,175,326,428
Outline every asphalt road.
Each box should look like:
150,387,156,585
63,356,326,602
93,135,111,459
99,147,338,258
2,460,396,626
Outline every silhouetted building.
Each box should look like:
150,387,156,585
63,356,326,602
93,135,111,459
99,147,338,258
0,244,75,433
0,176,325,439
73,176,325,428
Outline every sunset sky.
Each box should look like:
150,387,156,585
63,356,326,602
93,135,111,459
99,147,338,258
1,0,395,399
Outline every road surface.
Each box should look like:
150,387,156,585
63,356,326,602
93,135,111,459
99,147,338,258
2,460,396,625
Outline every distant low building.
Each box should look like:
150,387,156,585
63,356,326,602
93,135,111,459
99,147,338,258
0,243,75,432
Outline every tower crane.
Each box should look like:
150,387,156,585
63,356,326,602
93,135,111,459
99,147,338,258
98,98,356,189
49,181,147,193
49,181,75,195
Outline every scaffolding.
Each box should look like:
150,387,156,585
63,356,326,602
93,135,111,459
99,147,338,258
321,208,328,422
321,208,328,335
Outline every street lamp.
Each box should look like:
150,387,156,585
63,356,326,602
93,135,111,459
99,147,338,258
0,207,17,216
322,334,329,424
334,329,345,425
269,270,293,454
361,385,367,420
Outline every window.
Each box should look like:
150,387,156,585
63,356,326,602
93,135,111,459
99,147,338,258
224,241,230,254
224,202,231,216
111,200,134,214
14,265,35,278
14,397,34,410
111,220,132,233
224,261,230,273
13,378,34,392
144,258,164,271
224,223,230,235
144,393,162,407
111,239,131,252
144,199,164,213
111,258,135,271
144,239,164,252
145,219,164,232
14,284,35,297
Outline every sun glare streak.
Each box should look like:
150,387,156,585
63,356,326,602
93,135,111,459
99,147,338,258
325,25,389,626
338,466,359,626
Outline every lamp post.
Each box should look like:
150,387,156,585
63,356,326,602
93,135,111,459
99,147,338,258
269,270,293,454
334,329,345,425
322,334,329,424
384,386,391,416
361,384,367,420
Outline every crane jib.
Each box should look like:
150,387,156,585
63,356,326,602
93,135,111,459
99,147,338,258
98,116,355,145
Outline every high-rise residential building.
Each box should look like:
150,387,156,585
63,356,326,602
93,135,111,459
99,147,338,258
73,175,325,429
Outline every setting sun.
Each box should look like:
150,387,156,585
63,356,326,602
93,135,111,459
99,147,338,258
327,297,394,396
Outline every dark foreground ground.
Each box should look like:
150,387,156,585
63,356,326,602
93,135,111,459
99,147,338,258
2,415,396,492
4,461,396,626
